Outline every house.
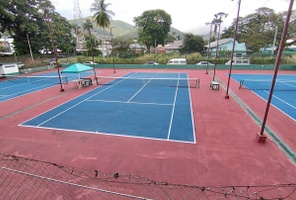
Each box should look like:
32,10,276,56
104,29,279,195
205,38,247,57
165,40,184,53
130,43,145,54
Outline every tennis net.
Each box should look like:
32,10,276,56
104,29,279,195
2,74,68,84
96,75,200,88
239,79,296,91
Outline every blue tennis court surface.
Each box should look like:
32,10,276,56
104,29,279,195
0,71,93,102
232,73,296,121
21,72,196,143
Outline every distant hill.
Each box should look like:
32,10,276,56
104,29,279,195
69,17,185,40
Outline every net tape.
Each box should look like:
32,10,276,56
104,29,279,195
96,75,200,88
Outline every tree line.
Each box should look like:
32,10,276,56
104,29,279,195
1,0,295,56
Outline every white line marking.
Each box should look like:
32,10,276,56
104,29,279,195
264,90,296,121
33,73,136,126
20,72,197,143
20,124,196,144
167,73,180,140
188,74,197,144
127,78,152,102
87,99,173,106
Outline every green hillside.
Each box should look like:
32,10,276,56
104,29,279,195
69,17,184,40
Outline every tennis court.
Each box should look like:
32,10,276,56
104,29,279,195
0,71,93,102
1,68,296,199
231,73,296,121
20,72,196,143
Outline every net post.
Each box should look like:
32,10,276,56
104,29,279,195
62,76,68,84
239,80,244,89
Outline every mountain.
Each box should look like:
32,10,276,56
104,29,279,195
69,18,185,40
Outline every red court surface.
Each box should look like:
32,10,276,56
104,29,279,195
0,68,295,196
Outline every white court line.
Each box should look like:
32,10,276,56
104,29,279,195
0,81,31,90
127,78,152,102
20,124,195,144
167,73,180,140
87,99,173,106
188,76,197,144
264,90,296,109
32,73,136,127
19,72,138,125
283,82,296,89
251,91,295,121
0,82,56,102
0,78,57,91
20,72,196,144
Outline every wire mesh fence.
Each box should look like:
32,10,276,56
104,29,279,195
0,153,295,200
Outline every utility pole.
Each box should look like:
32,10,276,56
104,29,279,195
212,12,227,81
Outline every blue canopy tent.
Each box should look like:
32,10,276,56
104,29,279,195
61,63,93,76
61,63,95,87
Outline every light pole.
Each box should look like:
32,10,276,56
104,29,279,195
225,0,241,99
205,21,214,74
26,32,36,71
258,0,294,143
43,9,64,92
271,25,278,56
212,12,227,81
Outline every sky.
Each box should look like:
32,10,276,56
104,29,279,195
51,0,293,34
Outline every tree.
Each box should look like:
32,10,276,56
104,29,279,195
90,0,114,57
221,7,285,52
90,0,114,29
112,38,135,58
83,19,99,83
0,0,75,55
44,11,76,54
134,9,172,53
279,10,296,44
181,33,205,54
83,20,94,56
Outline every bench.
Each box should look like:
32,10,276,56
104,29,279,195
73,78,93,89
80,78,93,87
210,81,220,90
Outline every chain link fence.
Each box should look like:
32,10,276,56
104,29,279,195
0,153,295,199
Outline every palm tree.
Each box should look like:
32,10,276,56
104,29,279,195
83,20,94,58
83,19,98,84
91,0,114,28
90,0,114,57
